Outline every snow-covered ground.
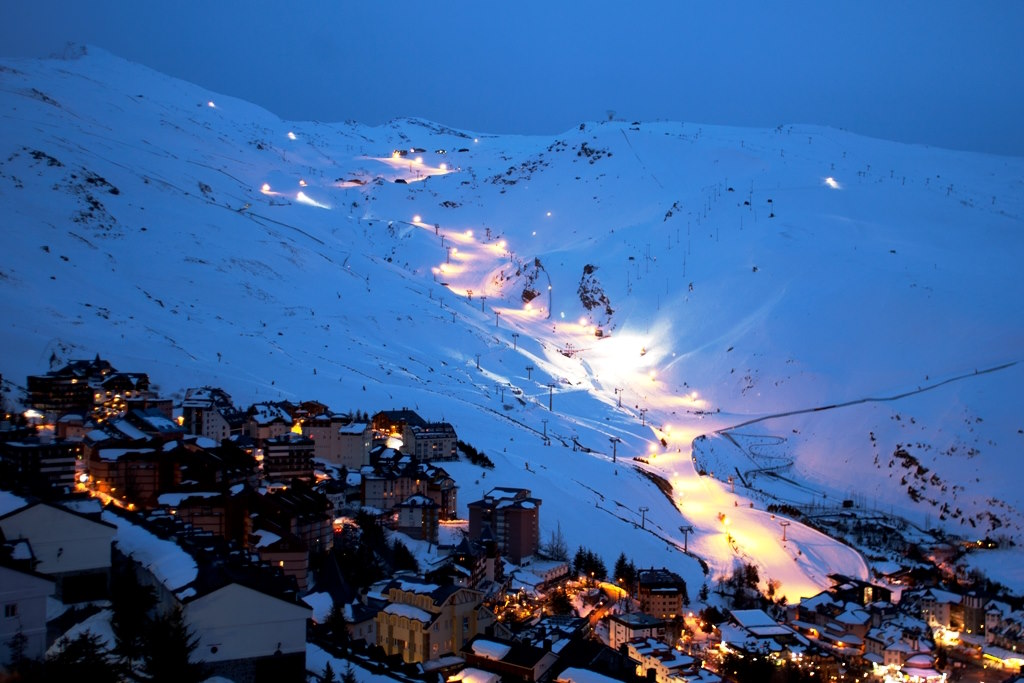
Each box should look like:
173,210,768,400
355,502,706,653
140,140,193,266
2,47,1023,601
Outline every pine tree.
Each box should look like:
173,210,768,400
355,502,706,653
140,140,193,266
111,565,157,664
342,664,357,683
613,553,636,589
139,607,205,683
46,631,124,681
322,660,336,682
325,601,350,646
7,628,27,668
391,538,419,572
573,546,587,576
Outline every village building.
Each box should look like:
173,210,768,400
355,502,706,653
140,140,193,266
185,581,311,681
371,409,458,462
720,608,808,656
467,487,541,564
0,501,115,602
0,561,55,668
26,356,115,417
303,413,372,469
626,637,721,683
460,635,559,682
102,505,311,682
181,387,246,442
373,575,495,664
635,567,688,620
395,494,440,544
261,433,315,482
608,612,667,649
245,402,292,446
0,436,81,493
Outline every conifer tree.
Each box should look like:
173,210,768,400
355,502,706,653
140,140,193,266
111,565,157,664
46,631,124,681
139,606,205,683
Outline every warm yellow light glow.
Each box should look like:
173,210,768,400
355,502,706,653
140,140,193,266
413,214,422,223
299,179,307,187
261,183,271,193
296,192,330,209
207,100,216,108
287,131,297,140
439,163,447,171
825,176,841,189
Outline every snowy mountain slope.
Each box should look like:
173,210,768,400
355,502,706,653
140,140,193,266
2,47,1023,599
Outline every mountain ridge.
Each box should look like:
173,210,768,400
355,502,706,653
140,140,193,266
3,46,1023,598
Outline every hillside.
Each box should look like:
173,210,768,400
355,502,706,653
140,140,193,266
2,47,1023,599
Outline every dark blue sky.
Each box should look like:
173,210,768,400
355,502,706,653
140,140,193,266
4,1,1023,156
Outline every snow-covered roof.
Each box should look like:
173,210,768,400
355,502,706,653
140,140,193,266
157,492,218,507
252,529,282,548
249,403,291,424
101,510,197,594
383,602,432,623
924,588,962,604
302,591,333,623
59,498,103,516
0,490,28,516
448,668,501,683
556,667,625,683
97,447,155,461
10,539,33,560
110,418,148,440
470,639,512,661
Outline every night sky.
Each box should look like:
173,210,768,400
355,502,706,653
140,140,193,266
4,1,1023,156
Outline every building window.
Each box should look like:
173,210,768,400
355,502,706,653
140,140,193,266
4,603,17,618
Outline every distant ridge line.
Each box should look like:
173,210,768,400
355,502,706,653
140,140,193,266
717,360,1019,433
